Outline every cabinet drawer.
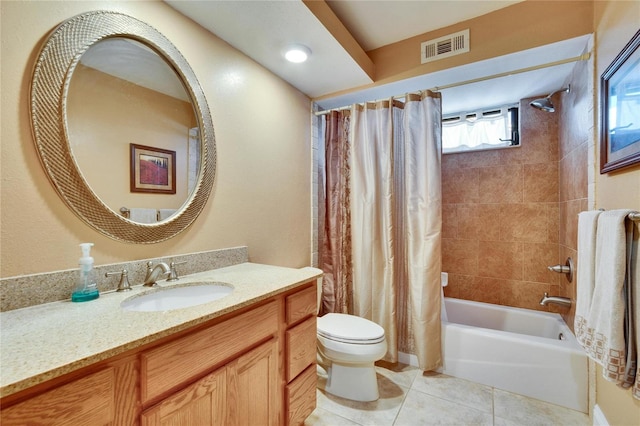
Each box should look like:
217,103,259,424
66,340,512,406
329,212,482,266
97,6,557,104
1,368,115,426
286,284,316,325
286,316,316,382
141,301,278,403
286,364,317,426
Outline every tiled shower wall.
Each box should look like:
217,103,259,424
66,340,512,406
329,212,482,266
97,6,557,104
443,56,591,326
441,98,562,311
557,52,592,329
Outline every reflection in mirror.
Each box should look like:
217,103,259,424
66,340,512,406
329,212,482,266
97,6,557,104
67,38,200,223
30,10,215,243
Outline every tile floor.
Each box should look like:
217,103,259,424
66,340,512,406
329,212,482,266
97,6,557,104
305,361,590,426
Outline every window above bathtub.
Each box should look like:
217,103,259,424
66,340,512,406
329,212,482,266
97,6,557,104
442,104,519,154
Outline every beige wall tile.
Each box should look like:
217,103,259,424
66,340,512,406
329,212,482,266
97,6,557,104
470,277,504,304
559,143,588,202
442,239,479,276
457,204,501,241
442,168,479,204
478,165,523,203
454,149,502,170
524,163,559,203
500,203,557,243
477,240,523,280
476,204,502,241
442,273,475,299
523,242,560,284
560,199,585,250
501,280,550,311
442,204,458,239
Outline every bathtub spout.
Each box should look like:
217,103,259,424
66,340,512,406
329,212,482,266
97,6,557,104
539,292,572,308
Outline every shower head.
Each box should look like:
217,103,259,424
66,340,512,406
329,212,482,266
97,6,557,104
529,85,571,112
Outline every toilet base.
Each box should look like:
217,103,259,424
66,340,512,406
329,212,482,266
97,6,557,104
321,361,380,402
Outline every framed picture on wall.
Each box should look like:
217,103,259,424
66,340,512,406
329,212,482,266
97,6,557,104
130,143,176,194
600,29,640,174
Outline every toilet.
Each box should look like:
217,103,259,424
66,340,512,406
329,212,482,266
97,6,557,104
315,280,387,402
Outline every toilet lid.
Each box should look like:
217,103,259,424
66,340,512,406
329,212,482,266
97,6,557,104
317,313,385,344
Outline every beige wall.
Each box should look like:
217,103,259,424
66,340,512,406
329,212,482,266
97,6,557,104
0,0,312,277
593,1,640,423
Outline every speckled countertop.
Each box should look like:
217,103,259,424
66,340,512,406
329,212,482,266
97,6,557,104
0,262,322,398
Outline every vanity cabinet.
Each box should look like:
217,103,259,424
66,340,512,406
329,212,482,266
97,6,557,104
140,300,279,405
0,281,317,426
284,285,317,425
0,356,138,426
141,339,278,425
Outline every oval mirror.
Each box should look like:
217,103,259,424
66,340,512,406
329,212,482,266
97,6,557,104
30,11,216,243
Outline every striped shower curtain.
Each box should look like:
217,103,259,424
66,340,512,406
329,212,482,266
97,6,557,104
319,91,443,370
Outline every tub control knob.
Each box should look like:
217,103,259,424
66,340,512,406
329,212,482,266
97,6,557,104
547,257,574,283
548,264,570,274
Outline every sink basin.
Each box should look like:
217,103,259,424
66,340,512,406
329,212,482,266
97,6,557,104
121,283,233,312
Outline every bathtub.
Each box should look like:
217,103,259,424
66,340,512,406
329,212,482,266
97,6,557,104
440,297,587,413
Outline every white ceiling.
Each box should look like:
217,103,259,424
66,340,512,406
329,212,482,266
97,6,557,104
165,0,591,115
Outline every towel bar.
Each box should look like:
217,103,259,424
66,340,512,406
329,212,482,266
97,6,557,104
588,210,639,222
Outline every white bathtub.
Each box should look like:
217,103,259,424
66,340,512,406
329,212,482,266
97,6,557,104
440,297,587,413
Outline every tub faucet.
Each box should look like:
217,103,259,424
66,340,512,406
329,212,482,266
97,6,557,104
143,261,170,287
539,292,572,308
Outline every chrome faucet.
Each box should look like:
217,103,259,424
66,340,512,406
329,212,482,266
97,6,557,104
143,261,170,287
539,292,572,308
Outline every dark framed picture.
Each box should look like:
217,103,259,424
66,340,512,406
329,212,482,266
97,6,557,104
130,143,176,194
600,29,640,174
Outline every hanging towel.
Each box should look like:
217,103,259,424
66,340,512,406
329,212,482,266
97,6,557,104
580,209,633,386
128,208,157,224
158,209,177,221
575,210,602,344
626,218,640,398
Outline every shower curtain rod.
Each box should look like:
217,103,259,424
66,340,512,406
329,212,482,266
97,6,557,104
313,53,590,116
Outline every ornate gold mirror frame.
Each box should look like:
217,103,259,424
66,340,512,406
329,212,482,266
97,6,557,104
30,11,216,243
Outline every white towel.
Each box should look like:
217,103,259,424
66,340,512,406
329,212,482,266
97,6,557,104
128,208,157,224
579,209,633,386
575,210,602,343
158,209,177,221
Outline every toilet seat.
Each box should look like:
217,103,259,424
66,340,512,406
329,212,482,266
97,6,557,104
317,313,385,344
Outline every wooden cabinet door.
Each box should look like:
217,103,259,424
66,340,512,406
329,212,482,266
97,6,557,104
1,368,117,426
141,368,227,426
226,339,279,426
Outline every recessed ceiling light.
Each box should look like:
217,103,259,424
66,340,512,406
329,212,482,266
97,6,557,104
284,44,311,63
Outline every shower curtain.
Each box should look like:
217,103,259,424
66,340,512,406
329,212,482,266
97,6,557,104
319,110,353,315
320,91,443,370
400,92,442,370
351,100,398,361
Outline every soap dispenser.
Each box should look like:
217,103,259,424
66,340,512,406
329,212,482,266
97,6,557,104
71,243,99,302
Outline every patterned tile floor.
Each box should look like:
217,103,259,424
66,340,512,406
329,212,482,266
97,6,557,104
305,361,590,426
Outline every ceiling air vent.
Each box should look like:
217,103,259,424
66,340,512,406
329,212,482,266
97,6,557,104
421,29,469,64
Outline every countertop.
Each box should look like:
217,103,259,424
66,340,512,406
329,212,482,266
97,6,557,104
0,262,322,398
